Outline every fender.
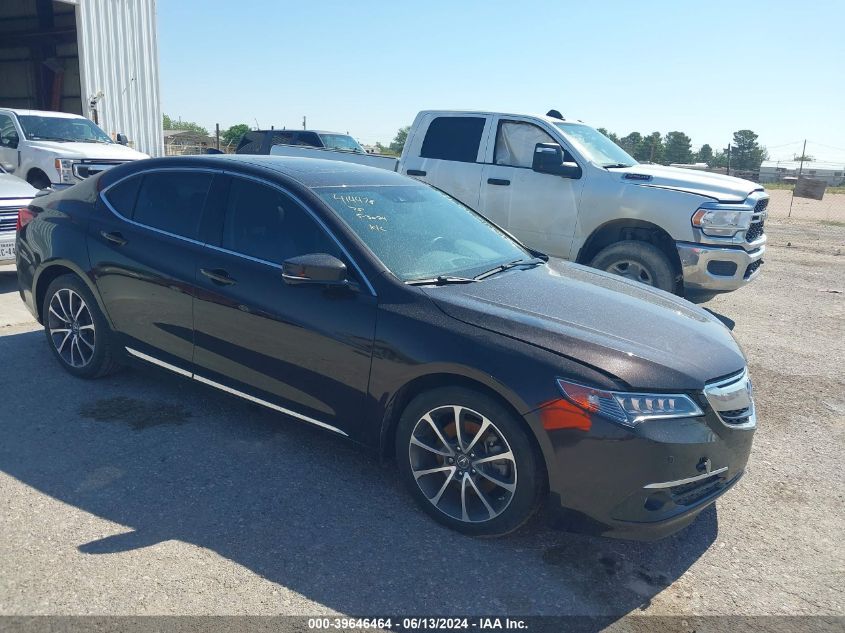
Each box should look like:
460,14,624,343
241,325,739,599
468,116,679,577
32,258,115,329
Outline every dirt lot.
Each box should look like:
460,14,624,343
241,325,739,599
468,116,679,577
0,220,842,620
767,188,845,223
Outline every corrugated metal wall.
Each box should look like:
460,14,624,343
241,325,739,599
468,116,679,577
69,0,163,156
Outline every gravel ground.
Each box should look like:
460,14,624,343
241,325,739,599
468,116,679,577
0,220,842,619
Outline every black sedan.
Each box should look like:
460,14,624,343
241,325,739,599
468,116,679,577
15,156,756,538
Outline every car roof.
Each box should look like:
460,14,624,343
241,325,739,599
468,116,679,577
0,108,87,119
129,154,410,188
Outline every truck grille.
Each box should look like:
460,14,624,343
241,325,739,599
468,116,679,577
754,198,769,214
72,160,127,179
0,208,18,234
745,219,765,242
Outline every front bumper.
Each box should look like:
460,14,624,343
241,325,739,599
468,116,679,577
0,232,15,264
677,238,765,294
534,399,756,541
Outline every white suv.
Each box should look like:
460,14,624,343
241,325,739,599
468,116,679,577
0,108,148,190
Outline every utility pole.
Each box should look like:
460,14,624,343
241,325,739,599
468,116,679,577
789,139,807,218
302,116,306,130
725,144,731,176
215,123,219,151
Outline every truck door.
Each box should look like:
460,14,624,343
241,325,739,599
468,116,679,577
479,118,584,259
399,114,490,210
0,113,21,175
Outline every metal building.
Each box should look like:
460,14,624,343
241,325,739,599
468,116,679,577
0,0,163,156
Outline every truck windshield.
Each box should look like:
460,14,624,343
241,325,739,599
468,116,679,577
316,184,530,282
554,122,636,168
318,134,364,153
18,115,113,144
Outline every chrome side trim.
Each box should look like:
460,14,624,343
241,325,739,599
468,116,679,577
643,467,728,490
124,346,348,437
125,346,192,377
193,374,348,437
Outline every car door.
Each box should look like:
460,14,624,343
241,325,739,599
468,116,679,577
90,168,219,370
399,114,491,209
192,174,377,438
0,113,21,175
479,118,584,259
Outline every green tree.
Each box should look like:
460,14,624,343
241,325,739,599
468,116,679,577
162,113,209,136
696,144,714,165
619,132,642,157
636,132,664,163
730,129,767,170
388,126,410,155
597,127,620,145
221,123,250,148
663,131,693,165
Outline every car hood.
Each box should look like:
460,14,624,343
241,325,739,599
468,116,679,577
0,173,37,199
616,164,762,203
25,140,149,160
423,261,745,391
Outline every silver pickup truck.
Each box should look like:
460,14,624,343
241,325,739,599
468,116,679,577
272,110,767,300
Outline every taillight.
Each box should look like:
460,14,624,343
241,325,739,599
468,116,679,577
16,207,36,232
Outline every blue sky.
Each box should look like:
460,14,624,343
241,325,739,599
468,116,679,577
158,0,845,161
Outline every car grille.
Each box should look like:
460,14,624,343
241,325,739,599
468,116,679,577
718,407,752,426
704,369,756,428
745,219,765,242
670,473,728,506
744,260,763,279
0,208,18,234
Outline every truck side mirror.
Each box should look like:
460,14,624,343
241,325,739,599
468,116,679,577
532,142,582,179
116,133,128,145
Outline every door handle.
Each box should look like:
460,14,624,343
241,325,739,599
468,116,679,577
200,268,237,286
406,169,426,177
100,230,128,246
487,178,511,186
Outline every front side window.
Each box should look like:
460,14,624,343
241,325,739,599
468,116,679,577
420,117,485,163
18,115,112,144
0,114,19,148
133,171,213,238
494,121,557,168
222,178,339,265
316,184,528,281
295,132,322,147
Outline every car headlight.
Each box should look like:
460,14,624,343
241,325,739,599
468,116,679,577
54,158,78,183
691,207,752,237
556,378,703,427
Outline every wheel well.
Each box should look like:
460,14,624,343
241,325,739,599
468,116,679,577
26,168,50,187
379,373,549,485
34,265,76,322
576,219,682,287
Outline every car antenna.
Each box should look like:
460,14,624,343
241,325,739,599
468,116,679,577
546,109,565,120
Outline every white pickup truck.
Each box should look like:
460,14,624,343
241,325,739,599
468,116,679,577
272,109,767,299
0,108,148,190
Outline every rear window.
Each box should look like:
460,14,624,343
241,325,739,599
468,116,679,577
132,171,213,239
420,117,485,163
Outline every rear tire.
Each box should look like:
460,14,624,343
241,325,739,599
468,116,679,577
589,240,676,292
42,274,120,379
395,386,544,537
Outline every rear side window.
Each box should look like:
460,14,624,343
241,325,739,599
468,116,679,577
271,131,295,146
295,132,322,147
222,178,340,265
103,175,142,217
420,117,485,163
133,171,213,239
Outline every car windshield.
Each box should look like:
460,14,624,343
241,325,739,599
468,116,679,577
318,134,364,153
316,184,530,281
554,122,636,168
18,115,113,143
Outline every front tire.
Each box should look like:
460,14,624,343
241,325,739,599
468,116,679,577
395,387,544,537
589,240,677,292
43,274,120,378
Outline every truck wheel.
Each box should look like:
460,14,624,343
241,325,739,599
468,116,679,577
589,240,676,292
395,386,544,537
27,170,51,190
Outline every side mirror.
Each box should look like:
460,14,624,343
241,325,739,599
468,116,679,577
282,253,349,287
1,132,18,149
116,133,128,145
532,142,582,179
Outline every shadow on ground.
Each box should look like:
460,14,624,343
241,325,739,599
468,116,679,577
0,329,717,617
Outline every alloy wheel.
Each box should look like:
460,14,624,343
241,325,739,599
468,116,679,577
607,259,654,285
47,288,96,368
408,405,517,523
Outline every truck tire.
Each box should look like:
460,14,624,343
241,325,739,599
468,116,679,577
589,240,676,292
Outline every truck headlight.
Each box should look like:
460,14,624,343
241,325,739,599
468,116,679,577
556,378,703,427
55,158,78,184
691,208,752,237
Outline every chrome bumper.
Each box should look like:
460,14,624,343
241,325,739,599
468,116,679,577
677,237,765,293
